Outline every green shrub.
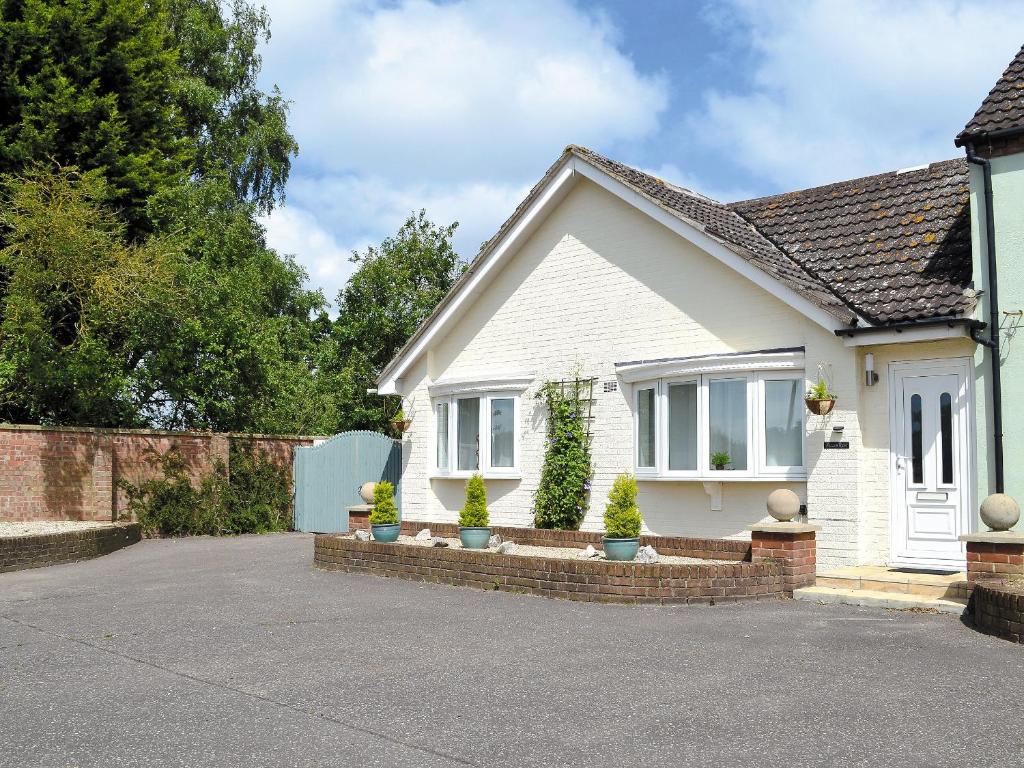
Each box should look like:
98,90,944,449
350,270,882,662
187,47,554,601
710,451,731,470
604,474,642,539
533,380,593,529
459,474,489,528
369,481,399,525
119,440,293,537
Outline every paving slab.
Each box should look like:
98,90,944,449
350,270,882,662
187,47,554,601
2,534,1023,768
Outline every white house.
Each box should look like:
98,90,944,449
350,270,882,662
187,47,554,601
376,142,981,573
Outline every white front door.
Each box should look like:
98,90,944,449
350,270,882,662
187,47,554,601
890,359,973,570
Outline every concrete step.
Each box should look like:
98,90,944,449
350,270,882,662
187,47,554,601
814,566,969,600
793,585,968,615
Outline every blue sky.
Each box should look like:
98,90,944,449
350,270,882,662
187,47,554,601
257,0,1024,306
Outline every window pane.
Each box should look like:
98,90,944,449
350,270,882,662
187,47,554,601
457,397,480,471
940,392,953,485
910,393,923,484
436,402,449,470
490,398,514,468
709,378,747,470
764,379,803,467
668,382,697,471
637,387,656,468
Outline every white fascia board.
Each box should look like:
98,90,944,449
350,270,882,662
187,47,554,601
428,372,535,397
570,159,848,333
377,163,578,394
841,324,972,347
616,351,805,383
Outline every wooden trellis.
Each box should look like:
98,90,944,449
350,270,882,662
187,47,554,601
550,377,597,440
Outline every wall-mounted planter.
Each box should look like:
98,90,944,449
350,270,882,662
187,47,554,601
804,397,836,416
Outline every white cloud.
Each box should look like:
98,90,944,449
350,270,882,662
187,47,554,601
257,0,668,299
262,0,667,182
692,0,1024,190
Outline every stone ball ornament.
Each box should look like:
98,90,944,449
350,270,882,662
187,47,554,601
359,482,377,504
766,488,801,522
980,493,1021,532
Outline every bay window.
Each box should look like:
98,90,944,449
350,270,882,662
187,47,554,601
632,371,805,479
432,392,520,477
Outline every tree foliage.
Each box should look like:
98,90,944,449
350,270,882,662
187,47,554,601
604,474,641,539
317,211,464,433
459,474,488,528
369,480,398,525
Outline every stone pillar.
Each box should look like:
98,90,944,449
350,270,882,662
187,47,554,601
749,522,821,594
959,532,1024,585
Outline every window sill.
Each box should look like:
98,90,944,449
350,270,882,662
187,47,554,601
429,472,522,481
636,474,807,483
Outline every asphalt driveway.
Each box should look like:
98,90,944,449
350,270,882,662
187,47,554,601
1,534,1022,768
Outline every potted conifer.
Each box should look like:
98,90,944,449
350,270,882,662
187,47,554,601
603,474,642,561
459,474,491,549
369,480,400,542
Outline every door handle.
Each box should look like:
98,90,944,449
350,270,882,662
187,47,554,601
895,456,910,472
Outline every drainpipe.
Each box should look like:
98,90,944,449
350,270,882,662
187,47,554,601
966,144,1005,493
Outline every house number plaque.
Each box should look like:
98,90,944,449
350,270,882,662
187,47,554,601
823,441,850,449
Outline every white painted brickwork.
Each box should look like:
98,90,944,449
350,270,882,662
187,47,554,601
396,178,888,570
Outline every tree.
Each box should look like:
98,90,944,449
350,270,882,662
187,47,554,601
317,211,465,433
0,167,181,425
0,0,190,238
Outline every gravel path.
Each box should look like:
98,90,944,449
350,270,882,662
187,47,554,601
0,520,114,538
374,533,733,565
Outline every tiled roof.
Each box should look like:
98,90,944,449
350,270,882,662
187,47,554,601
957,45,1024,145
729,159,973,325
569,147,858,325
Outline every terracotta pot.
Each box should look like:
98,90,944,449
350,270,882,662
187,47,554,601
805,397,836,416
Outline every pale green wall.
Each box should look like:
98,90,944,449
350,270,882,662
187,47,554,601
971,152,1024,530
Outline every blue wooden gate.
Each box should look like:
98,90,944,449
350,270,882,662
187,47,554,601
293,431,402,533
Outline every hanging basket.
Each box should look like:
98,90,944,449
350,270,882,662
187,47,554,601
391,418,413,433
804,397,836,416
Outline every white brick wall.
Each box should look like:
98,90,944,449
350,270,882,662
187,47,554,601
396,177,873,569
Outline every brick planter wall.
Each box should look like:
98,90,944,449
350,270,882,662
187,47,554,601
962,537,1024,584
314,535,784,604
347,519,752,562
0,523,141,573
0,424,320,522
968,580,1024,643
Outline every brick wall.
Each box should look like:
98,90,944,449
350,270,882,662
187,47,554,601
314,535,783,604
969,581,1024,643
0,523,142,573
0,425,318,522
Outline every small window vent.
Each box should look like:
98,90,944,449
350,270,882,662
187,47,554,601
603,381,618,393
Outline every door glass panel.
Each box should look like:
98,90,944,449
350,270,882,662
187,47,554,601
637,387,656,468
436,402,449,470
457,397,480,471
489,398,514,468
709,378,747,470
668,382,697,471
764,379,803,467
940,392,953,485
910,394,923,485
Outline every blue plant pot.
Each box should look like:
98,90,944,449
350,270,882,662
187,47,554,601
459,527,491,549
603,537,640,561
371,523,401,543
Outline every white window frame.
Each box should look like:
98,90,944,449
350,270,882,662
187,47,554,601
430,391,521,479
632,369,806,481
756,372,807,477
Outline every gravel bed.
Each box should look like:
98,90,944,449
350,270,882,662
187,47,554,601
0,520,115,538
355,533,731,565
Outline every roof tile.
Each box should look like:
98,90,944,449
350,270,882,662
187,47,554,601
957,45,1024,144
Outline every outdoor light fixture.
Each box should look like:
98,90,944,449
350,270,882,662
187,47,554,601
864,353,879,387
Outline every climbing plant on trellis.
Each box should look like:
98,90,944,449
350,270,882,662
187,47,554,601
532,377,595,530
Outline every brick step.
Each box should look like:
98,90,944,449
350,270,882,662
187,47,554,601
793,585,967,615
